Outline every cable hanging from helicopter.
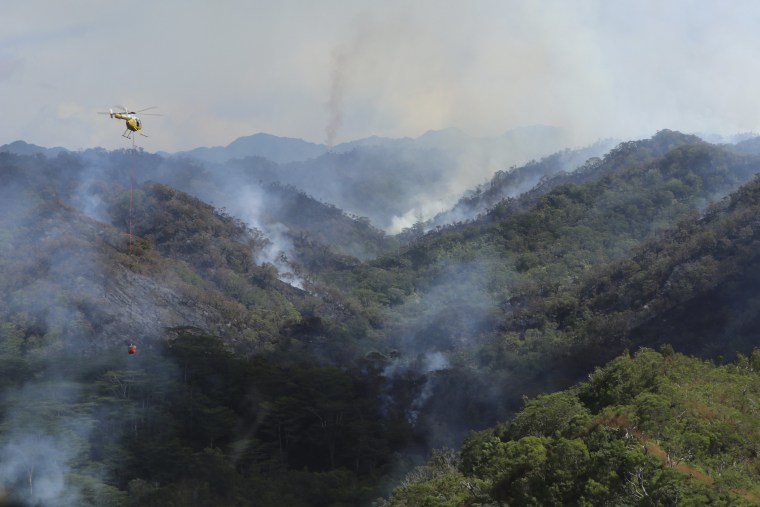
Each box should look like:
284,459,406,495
98,104,161,355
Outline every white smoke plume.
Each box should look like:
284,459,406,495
0,382,96,506
226,184,306,289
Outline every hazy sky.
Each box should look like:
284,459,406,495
1,0,758,152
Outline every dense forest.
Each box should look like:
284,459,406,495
386,348,760,506
3,130,760,505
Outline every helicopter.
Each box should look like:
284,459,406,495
100,105,160,139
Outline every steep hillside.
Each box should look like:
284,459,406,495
75,148,398,262
481,129,709,223
0,150,422,506
334,131,760,347
314,132,760,439
566,170,760,367
0,152,367,357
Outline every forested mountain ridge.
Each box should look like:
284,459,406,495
426,137,618,229
84,148,398,262
416,129,701,235
431,129,708,232
0,146,398,263
332,131,760,353
315,131,760,440
0,151,372,357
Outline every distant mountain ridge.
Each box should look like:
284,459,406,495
170,132,327,164
166,125,572,166
0,140,68,157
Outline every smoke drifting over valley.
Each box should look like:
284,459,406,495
5,1,760,503
6,124,760,504
204,126,586,233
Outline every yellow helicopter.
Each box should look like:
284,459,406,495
100,105,161,139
